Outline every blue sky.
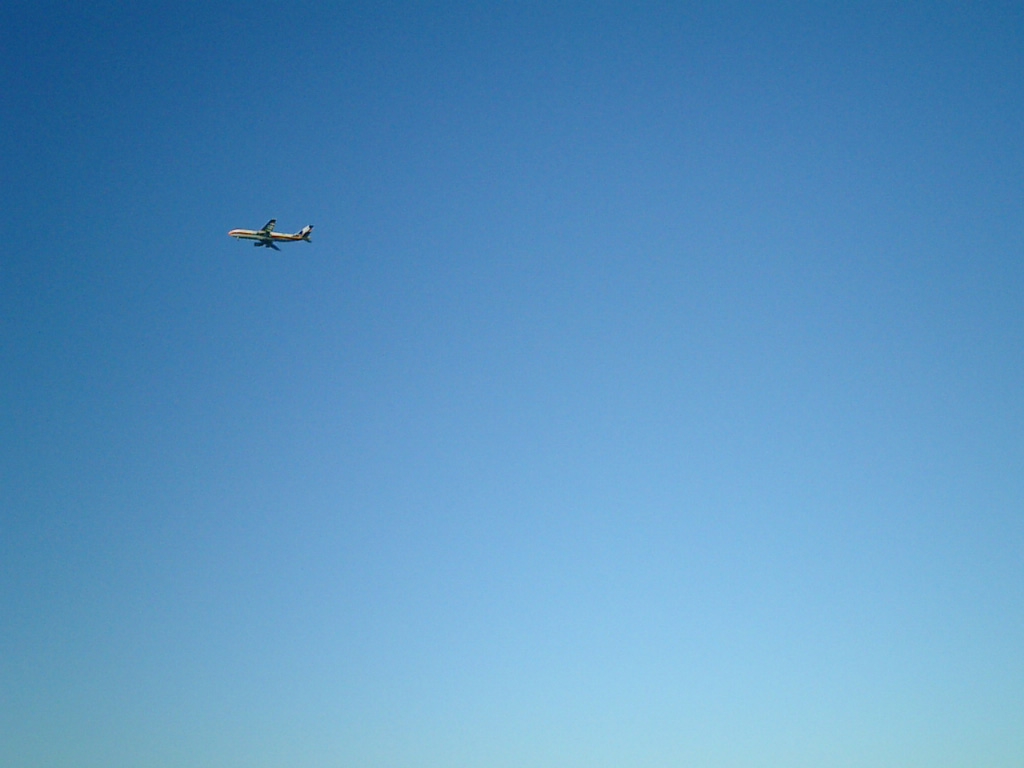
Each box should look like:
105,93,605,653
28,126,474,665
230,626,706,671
3,2,1023,766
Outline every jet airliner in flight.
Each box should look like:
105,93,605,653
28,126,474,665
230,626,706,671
228,219,313,250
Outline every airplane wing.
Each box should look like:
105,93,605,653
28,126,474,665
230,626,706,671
259,219,276,234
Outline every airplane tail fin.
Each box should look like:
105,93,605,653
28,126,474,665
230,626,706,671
299,225,313,241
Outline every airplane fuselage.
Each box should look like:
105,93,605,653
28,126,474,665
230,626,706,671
228,220,313,250
228,230,309,243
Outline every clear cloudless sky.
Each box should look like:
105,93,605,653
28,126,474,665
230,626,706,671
3,1,1023,766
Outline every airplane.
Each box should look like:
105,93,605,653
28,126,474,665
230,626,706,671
228,219,313,250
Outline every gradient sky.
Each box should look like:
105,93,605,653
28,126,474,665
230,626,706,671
3,2,1023,766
